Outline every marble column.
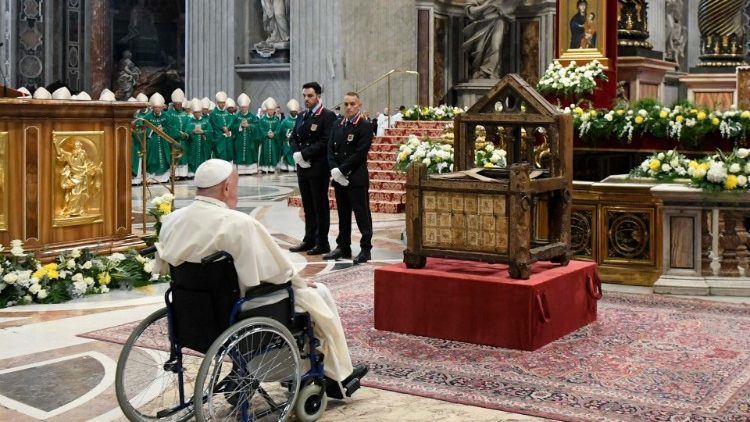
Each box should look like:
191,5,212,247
185,0,237,98
89,0,111,97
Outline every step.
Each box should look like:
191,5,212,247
370,143,401,152
368,151,397,161
395,120,453,129
287,196,405,213
370,179,406,191
385,127,446,137
369,170,406,181
292,188,406,204
368,160,396,171
374,135,414,145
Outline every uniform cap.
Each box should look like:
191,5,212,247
195,159,234,188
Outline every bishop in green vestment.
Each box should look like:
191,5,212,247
232,93,260,174
209,91,235,161
258,97,281,173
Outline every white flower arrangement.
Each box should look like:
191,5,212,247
536,60,607,98
632,149,690,181
402,105,467,121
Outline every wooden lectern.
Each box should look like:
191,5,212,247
0,85,22,98
0,94,144,259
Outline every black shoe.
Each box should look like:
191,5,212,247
306,246,331,256
289,242,314,252
323,248,352,260
344,364,369,384
353,251,371,265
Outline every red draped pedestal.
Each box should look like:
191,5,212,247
374,259,601,351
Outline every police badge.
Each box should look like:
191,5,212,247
347,134,354,142
310,124,318,132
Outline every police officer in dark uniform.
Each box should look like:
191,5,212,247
288,82,337,255
323,92,373,264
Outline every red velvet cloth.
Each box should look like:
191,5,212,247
374,259,601,351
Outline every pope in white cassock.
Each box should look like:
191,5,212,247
154,159,368,392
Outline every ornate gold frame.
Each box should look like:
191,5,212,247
557,0,610,69
0,132,7,231
51,131,105,227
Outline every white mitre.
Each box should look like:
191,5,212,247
287,99,301,112
171,88,185,103
215,91,228,102
136,92,149,102
226,98,236,108
194,159,234,188
190,98,202,112
52,87,72,100
237,93,251,107
99,89,116,101
76,91,92,101
17,87,32,98
149,93,165,107
262,97,277,110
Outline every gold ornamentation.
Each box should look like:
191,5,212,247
52,132,104,227
0,132,7,231
697,0,745,66
606,210,651,261
571,209,593,257
617,0,652,49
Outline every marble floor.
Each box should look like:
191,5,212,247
0,173,747,422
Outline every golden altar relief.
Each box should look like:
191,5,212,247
0,132,7,231
52,132,104,227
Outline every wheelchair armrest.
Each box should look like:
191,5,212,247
140,245,157,256
201,251,233,265
244,281,292,300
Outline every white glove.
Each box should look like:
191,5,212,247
331,168,349,186
294,152,311,168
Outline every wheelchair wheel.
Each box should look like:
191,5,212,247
115,307,200,422
294,381,328,422
194,317,301,421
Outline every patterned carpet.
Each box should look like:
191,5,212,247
83,266,750,421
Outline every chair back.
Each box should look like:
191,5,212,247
169,254,239,353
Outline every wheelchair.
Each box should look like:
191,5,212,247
115,249,330,422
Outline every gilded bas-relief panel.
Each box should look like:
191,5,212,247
0,132,7,231
52,132,105,227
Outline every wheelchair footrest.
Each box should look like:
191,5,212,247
343,377,361,398
324,376,361,399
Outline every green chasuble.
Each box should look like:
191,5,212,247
142,110,175,175
209,107,235,161
257,115,282,168
185,115,214,173
165,107,191,165
131,109,149,177
231,112,260,165
278,115,298,166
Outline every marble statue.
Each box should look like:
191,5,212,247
462,0,524,79
261,0,290,46
665,0,686,65
119,0,160,65
114,50,141,100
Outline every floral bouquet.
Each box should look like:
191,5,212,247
475,143,508,168
396,135,454,174
630,149,690,181
0,239,170,308
148,192,175,236
536,60,608,99
402,105,467,121
688,148,750,192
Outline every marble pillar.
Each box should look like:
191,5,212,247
185,0,237,99
1,0,14,88
89,0,111,97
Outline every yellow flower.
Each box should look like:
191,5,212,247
634,116,644,124
398,152,407,162
712,117,720,126
690,109,698,115
699,162,710,171
689,160,698,169
649,159,661,171
741,110,750,119
697,111,707,121
589,110,597,118
47,270,59,280
158,202,172,214
616,109,625,116
98,272,111,286
725,175,738,190
43,263,58,271
32,268,47,279
574,107,584,115
659,111,668,119
483,161,495,168
675,115,684,123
